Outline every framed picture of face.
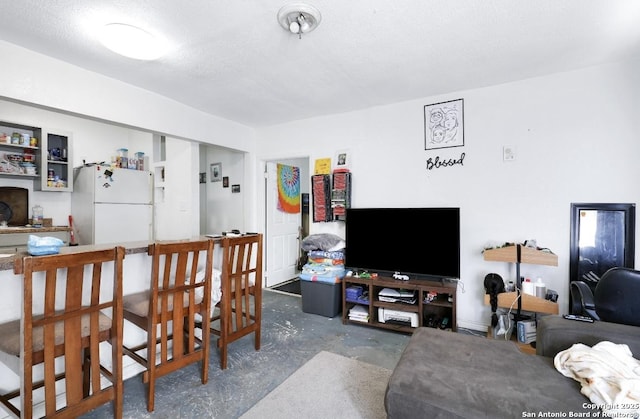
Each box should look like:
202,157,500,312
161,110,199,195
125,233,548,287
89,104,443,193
210,163,222,182
424,98,464,150
333,149,351,170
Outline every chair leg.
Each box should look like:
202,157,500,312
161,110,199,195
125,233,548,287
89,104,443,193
201,325,210,384
218,299,229,370
254,330,261,350
114,393,123,419
146,332,156,412
219,329,228,370
254,292,262,351
147,378,155,412
221,344,227,370
112,350,123,419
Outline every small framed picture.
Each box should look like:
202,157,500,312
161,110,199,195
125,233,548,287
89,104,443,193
199,172,206,184
334,149,351,170
232,184,240,193
223,176,229,187
424,98,464,150
210,162,222,182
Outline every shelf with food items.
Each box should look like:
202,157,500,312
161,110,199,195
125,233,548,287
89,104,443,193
0,131,39,147
1,122,41,179
36,130,73,192
0,145,39,177
1,121,74,191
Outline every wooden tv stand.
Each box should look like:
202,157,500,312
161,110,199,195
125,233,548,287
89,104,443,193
342,275,457,334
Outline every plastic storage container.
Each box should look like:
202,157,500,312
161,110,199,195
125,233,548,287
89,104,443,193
116,148,128,168
300,279,342,317
535,277,546,298
134,152,145,170
27,235,64,255
32,205,43,227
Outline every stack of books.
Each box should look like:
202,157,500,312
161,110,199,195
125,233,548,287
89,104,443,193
348,305,369,323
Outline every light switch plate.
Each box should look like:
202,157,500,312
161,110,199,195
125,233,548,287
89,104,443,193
503,145,516,161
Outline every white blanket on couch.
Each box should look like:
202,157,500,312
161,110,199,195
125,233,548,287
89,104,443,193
554,341,640,417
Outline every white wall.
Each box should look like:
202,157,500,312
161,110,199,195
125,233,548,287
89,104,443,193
256,58,640,331
1,38,639,331
0,100,152,226
0,41,257,235
0,97,248,242
153,136,201,240
201,145,246,234
0,41,255,153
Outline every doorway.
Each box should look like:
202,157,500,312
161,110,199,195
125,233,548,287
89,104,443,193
199,144,246,235
264,158,310,288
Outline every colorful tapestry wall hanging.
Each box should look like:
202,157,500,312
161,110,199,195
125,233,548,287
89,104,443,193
277,164,300,213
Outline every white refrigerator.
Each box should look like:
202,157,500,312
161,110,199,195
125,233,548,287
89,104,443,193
71,166,153,245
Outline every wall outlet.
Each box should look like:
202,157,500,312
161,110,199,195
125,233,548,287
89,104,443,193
503,146,516,161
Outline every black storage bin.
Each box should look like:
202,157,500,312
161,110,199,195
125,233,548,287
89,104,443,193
300,279,342,318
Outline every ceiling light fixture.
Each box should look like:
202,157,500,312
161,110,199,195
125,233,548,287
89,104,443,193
277,3,321,39
99,23,166,60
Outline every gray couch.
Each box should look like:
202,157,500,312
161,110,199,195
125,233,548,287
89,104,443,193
384,315,640,419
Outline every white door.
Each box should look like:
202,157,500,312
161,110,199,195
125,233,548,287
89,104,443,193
265,162,301,287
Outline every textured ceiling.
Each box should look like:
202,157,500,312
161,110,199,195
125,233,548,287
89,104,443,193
1,0,639,127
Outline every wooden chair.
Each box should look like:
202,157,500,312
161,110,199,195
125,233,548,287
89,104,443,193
121,239,214,412
0,246,126,419
210,234,263,370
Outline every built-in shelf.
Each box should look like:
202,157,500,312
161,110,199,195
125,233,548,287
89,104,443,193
0,122,41,181
483,291,558,314
37,130,73,191
483,245,558,266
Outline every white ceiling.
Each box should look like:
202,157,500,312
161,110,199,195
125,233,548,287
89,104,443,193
1,1,640,128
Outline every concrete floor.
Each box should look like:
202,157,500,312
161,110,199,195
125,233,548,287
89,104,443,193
82,289,411,419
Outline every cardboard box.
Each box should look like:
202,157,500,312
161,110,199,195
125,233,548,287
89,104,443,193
517,320,537,344
300,279,342,318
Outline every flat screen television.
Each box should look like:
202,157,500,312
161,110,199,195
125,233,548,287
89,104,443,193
345,207,460,280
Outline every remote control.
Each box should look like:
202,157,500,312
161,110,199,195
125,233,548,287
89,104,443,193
563,314,594,323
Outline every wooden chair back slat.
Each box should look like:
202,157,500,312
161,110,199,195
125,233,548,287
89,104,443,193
0,246,125,418
123,239,214,412
212,234,263,369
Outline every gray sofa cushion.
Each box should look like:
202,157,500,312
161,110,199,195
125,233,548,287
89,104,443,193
536,315,640,358
385,327,593,419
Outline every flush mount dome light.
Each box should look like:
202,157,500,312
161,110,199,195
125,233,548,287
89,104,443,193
277,3,321,38
100,23,166,60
